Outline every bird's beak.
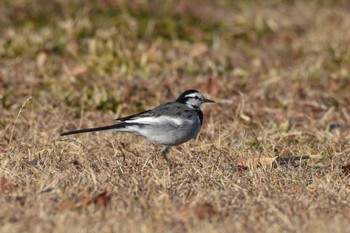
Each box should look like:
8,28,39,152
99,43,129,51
203,98,215,103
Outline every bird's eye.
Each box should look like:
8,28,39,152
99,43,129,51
194,96,199,99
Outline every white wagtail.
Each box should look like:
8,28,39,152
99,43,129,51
60,90,214,160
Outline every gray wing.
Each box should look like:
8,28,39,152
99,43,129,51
115,101,197,122
151,102,197,119
115,102,179,122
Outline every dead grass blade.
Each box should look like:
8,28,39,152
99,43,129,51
235,157,278,168
276,155,310,166
9,96,32,145
235,155,311,169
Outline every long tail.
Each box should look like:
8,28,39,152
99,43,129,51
60,124,124,136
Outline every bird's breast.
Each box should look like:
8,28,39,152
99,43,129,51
140,117,201,146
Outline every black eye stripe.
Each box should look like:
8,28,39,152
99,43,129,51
186,95,202,100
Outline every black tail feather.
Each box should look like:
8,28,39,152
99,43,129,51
60,124,123,136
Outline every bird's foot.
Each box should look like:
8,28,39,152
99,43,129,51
160,146,170,162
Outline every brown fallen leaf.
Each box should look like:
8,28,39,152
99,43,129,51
341,164,350,175
78,189,112,209
57,189,112,211
71,64,88,76
36,52,47,69
237,165,249,172
0,177,18,193
193,203,217,220
57,201,77,211
175,203,217,222
198,75,219,96
189,43,208,57
206,75,219,96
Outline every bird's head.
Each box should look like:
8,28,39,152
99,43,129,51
176,90,215,108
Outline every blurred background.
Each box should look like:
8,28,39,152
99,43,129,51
1,0,349,115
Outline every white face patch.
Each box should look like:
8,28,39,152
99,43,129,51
183,92,205,108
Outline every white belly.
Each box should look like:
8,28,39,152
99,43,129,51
146,120,201,146
127,118,201,146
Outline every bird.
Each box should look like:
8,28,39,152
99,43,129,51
60,90,215,161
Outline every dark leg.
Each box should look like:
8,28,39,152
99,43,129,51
160,146,170,162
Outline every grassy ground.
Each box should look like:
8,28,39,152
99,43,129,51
1,0,350,232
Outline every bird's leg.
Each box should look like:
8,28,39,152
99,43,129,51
160,146,170,162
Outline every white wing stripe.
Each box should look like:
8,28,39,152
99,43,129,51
124,116,185,125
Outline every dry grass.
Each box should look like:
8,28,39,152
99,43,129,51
1,0,350,232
